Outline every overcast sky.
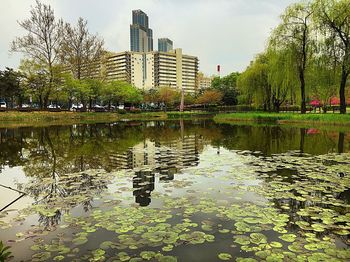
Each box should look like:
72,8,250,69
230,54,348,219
0,0,295,76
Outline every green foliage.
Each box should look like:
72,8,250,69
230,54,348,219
0,241,12,262
238,0,350,114
211,72,240,105
0,67,24,107
101,81,142,106
214,112,350,126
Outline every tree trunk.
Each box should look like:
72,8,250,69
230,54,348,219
339,68,348,114
39,95,44,109
300,70,306,114
68,98,72,111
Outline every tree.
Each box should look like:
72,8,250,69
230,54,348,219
238,50,295,112
212,72,240,105
158,87,180,110
60,17,104,80
196,90,223,106
143,89,160,104
238,54,271,110
313,0,350,114
0,68,24,108
272,2,314,113
308,52,338,112
19,59,50,109
11,0,63,108
267,47,298,112
101,81,142,109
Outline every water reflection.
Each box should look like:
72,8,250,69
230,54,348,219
0,121,349,223
133,170,155,207
1,121,350,261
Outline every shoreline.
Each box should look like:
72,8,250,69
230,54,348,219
0,111,213,128
213,112,350,127
2,111,350,129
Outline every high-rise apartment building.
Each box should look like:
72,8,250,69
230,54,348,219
130,10,153,52
154,49,198,93
94,49,198,93
158,38,173,52
80,11,199,93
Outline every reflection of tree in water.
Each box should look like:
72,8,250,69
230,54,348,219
217,124,349,155
0,127,30,173
19,127,109,227
2,121,349,224
133,170,155,207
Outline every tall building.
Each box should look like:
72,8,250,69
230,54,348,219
130,10,153,52
154,49,198,93
92,49,199,93
158,38,173,52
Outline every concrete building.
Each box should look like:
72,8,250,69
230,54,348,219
130,10,153,52
154,49,198,93
96,49,198,93
158,38,173,52
198,72,213,90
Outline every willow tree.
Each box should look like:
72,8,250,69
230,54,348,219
272,2,314,113
313,0,350,114
238,54,271,111
60,18,104,80
267,47,298,112
308,51,338,112
11,0,63,108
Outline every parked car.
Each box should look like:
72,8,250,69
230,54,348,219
0,101,7,108
91,104,104,109
70,104,83,111
48,104,61,109
104,105,116,111
91,104,106,112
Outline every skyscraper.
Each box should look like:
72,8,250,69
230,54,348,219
130,10,153,52
158,38,173,52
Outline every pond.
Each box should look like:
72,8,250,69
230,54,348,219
0,120,349,261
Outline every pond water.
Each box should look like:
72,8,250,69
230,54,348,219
0,120,349,262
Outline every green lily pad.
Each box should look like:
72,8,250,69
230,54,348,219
279,234,297,243
218,253,232,260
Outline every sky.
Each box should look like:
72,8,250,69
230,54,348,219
0,0,295,76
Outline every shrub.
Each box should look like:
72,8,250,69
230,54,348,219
117,109,127,114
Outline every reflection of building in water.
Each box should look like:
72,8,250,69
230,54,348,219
126,135,202,206
108,140,156,170
109,134,202,173
108,134,203,206
133,170,155,206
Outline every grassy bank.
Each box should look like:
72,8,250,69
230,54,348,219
214,112,350,126
0,111,212,128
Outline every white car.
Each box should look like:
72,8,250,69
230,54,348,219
0,101,7,108
48,104,61,109
70,104,83,111
92,104,104,109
